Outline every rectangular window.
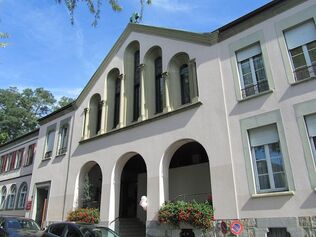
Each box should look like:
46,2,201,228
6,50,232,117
305,114,316,165
5,153,12,172
248,125,288,193
57,124,69,155
15,148,24,169
25,144,36,166
45,130,55,159
284,20,316,81
236,43,269,98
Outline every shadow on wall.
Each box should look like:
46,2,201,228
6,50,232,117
300,192,316,209
241,195,292,211
72,106,199,157
229,92,271,116
279,79,316,102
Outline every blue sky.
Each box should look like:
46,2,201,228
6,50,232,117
0,0,270,100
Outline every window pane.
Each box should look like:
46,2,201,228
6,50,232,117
240,60,253,86
268,142,281,157
253,54,267,83
259,175,271,190
273,173,286,188
256,160,268,174
307,40,316,63
254,146,266,160
291,53,307,69
271,157,284,172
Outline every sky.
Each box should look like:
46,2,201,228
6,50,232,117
0,0,271,100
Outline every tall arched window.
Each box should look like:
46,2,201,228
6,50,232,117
155,56,163,113
0,186,6,210
7,184,16,209
133,50,141,121
17,183,27,209
180,64,190,105
89,94,102,137
113,77,121,128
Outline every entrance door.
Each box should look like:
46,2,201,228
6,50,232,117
35,187,49,228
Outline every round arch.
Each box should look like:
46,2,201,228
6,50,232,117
159,139,212,205
108,152,147,232
74,161,103,210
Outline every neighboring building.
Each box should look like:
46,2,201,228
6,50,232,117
0,129,38,217
13,0,316,236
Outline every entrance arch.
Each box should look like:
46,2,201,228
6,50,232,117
110,153,147,236
75,161,102,210
160,139,212,203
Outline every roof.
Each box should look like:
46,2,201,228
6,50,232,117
0,129,39,150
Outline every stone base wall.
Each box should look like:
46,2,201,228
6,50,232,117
145,216,316,237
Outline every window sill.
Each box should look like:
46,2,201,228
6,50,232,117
80,100,202,144
238,89,273,102
55,153,66,158
251,190,294,198
41,157,51,162
290,76,316,86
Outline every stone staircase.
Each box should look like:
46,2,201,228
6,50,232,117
118,218,146,237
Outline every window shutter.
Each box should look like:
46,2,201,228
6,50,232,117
11,152,16,170
236,43,262,62
284,20,316,50
249,124,279,147
305,114,316,137
18,148,24,168
47,131,55,152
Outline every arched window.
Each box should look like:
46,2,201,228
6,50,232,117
113,77,121,128
0,186,6,209
133,50,141,121
17,183,27,209
155,56,163,113
7,184,16,209
89,94,102,137
180,64,190,105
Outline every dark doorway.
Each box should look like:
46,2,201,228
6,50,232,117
268,228,291,237
35,186,49,228
119,155,146,218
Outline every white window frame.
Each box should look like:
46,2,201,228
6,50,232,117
45,129,55,159
57,124,69,156
14,148,24,169
17,183,27,209
0,186,6,210
6,185,16,210
251,142,287,193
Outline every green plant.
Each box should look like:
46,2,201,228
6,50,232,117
158,200,214,232
67,208,100,224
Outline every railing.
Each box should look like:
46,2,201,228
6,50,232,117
241,80,269,98
109,216,120,225
293,64,316,81
44,151,52,159
172,192,210,202
57,147,67,155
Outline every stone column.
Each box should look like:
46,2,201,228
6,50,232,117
189,59,199,103
162,72,171,113
83,108,90,139
100,100,106,134
139,64,147,121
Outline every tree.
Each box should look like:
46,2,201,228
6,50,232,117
57,0,152,26
54,96,75,110
0,87,73,144
0,32,8,48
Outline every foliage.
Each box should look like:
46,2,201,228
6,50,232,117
0,87,74,144
158,200,214,232
67,208,100,224
0,32,9,48
83,175,92,203
54,96,75,110
57,0,152,26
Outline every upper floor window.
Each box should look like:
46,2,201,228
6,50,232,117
236,43,269,98
180,64,190,105
57,124,69,155
248,124,287,193
133,50,141,121
45,130,55,159
284,20,316,81
17,183,27,209
113,77,121,128
7,184,16,209
0,155,7,173
305,114,316,165
0,186,6,210
25,143,36,166
155,56,163,113
15,148,24,169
